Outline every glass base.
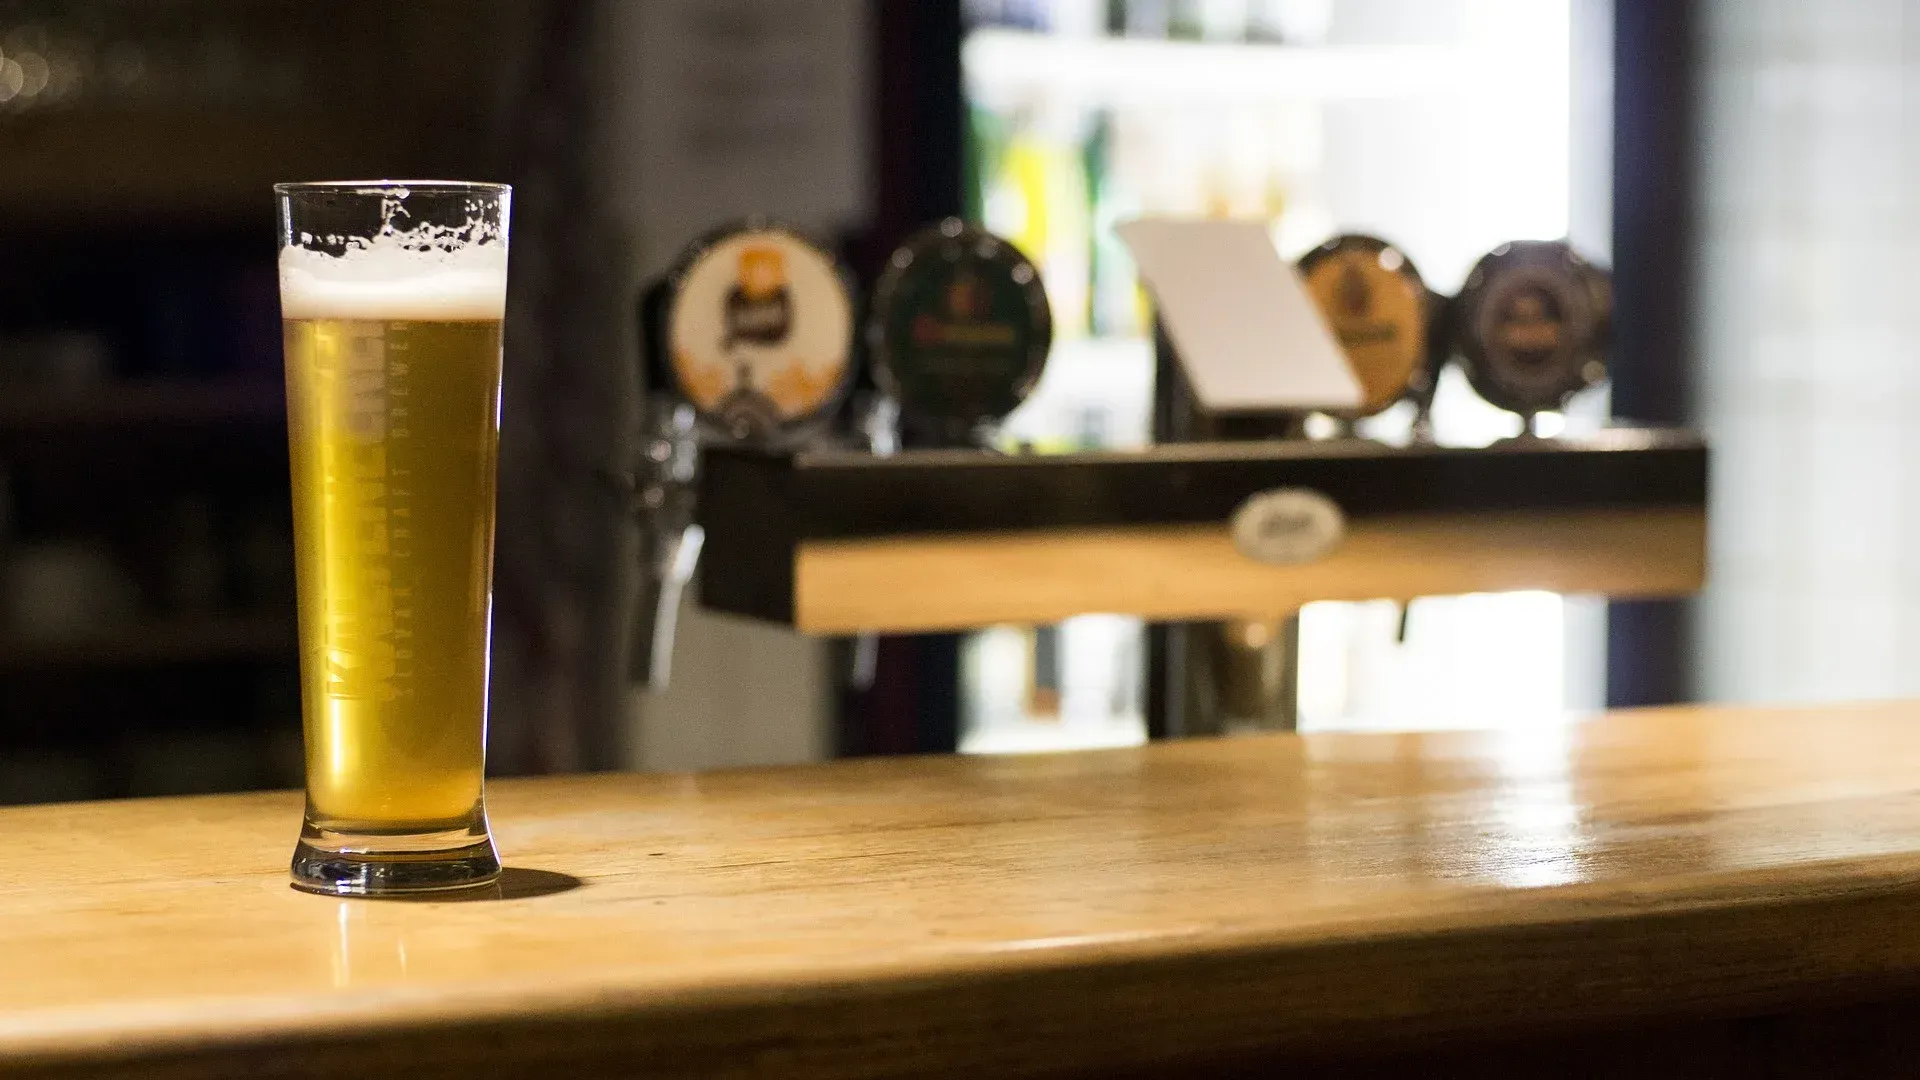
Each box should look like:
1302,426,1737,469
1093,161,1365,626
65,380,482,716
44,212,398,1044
291,807,500,897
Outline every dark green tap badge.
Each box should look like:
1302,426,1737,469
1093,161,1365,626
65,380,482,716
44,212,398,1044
870,220,1052,438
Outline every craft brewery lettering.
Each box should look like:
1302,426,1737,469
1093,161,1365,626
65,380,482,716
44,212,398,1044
1491,289,1567,359
1330,260,1403,347
911,316,1018,347
723,244,795,350
910,273,1017,348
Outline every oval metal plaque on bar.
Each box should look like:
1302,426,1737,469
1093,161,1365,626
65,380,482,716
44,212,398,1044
1231,488,1347,566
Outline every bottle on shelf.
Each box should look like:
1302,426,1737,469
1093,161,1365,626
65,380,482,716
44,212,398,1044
965,0,1051,32
1087,110,1150,339
1248,0,1332,46
985,99,1092,342
1246,0,1288,42
1025,623,1064,721
1116,0,1173,38
1167,0,1205,40
964,100,1010,228
1265,101,1333,258
1198,0,1251,41
1050,0,1106,37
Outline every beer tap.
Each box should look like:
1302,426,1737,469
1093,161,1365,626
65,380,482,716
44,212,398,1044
626,399,702,686
849,218,1051,747
625,222,858,688
1155,233,1441,736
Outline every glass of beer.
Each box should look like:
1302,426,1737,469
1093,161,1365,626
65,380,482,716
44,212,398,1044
276,181,509,896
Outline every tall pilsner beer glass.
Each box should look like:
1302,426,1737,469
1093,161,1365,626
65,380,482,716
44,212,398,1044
277,182,509,895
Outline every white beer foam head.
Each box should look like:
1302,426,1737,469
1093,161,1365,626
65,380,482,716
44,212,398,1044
279,237,508,321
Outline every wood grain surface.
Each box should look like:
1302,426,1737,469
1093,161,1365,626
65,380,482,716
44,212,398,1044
792,507,1706,632
7,700,1920,1078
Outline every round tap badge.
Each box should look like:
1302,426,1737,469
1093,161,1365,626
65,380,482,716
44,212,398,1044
870,220,1052,442
1297,234,1434,417
664,223,855,441
1453,240,1612,417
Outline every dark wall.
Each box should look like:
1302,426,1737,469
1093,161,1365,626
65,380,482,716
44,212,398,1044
1607,0,1699,708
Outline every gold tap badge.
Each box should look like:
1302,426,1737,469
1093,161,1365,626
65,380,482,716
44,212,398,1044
667,227,853,437
1299,235,1429,417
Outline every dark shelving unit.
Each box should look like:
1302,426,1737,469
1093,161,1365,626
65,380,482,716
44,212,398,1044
0,379,284,429
0,0,507,803
0,612,297,673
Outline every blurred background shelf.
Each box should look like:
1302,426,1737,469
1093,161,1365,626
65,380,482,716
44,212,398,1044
0,379,284,428
0,612,296,671
962,27,1492,107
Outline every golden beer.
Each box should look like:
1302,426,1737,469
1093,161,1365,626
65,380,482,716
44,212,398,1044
283,317,501,826
278,180,508,895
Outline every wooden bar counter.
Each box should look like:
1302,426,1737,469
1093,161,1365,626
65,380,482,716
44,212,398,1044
10,702,1920,1078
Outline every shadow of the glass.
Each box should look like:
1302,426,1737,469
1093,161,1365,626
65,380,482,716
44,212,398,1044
292,867,585,903
428,867,585,903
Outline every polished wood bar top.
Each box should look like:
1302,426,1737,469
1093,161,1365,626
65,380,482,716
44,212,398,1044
10,701,1920,1078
